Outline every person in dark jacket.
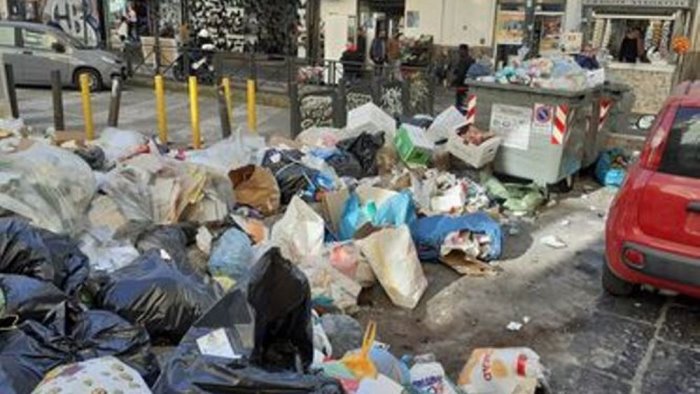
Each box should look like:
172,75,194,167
341,43,364,80
619,28,644,63
452,44,475,87
453,44,475,107
370,30,388,66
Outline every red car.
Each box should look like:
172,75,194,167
604,80,700,298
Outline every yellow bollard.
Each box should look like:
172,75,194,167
154,75,168,144
222,77,233,126
188,76,202,149
247,79,257,132
79,73,95,140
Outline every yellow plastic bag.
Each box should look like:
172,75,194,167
341,321,378,380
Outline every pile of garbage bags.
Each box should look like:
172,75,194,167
0,102,561,393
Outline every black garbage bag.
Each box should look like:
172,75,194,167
262,149,321,205
248,248,313,372
0,274,66,323
153,289,343,394
44,303,161,385
37,229,90,295
135,224,193,271
0,218,89,295
0,302,161,392
0,319,68,394
326,150,363,179
0,219,55,284
337,132,385,177
95,250,221,344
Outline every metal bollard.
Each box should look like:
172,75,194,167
223,77,233,127
5,64,18,118
154,75,168,144
217,77,232,138
50,70,65,131
79,73,95,140
108,77,122,127
247,79,257,133
188,76,202,149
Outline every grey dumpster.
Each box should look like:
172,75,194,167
466,81,596,188
583,82,631,167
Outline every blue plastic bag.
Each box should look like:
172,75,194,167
208,228,254,281
375,191,417,228
339,191,417,241
409,213,503,262
595,148,627,187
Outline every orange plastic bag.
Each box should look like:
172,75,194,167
341,321,378,380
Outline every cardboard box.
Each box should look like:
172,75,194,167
394,124,435,167
447,136,502,169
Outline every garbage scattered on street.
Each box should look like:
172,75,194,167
540,235,568,249
0,97,573,392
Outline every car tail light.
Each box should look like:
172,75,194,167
623,248,645,268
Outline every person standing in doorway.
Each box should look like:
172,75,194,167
370,30,388,67
357,27,367,63
618,28,644,63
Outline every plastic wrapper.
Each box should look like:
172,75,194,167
95,249,221,344
0,274,66,323
208,227,254,283
78,231,140,274
295,127,345,148
101,154,233,225
458,347,546,394
0,218,89,295
229,165,281,216
337,132,385,178
0,142,96,236
32,356,151,394
248,247,314,371
357,226,428,309
93,127,149,168
271,196,325,263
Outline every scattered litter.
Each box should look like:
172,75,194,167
506,321,523,331
540,235,568,249
458,347,547,394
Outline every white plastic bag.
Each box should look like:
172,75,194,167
458,347,546,394
0,142,96,235
299,256,362,312
186,133,266,172
357,226,428,309
93,127,148,167
271,196,325,262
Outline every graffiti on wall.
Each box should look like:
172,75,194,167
43,0,101,45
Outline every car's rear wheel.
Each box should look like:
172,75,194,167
74,68,103,92
602,261,635,296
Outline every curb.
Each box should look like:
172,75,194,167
125,76,290,108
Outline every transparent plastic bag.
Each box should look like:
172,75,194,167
93,127,148,168
0,142,96,236
101,154,233,225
